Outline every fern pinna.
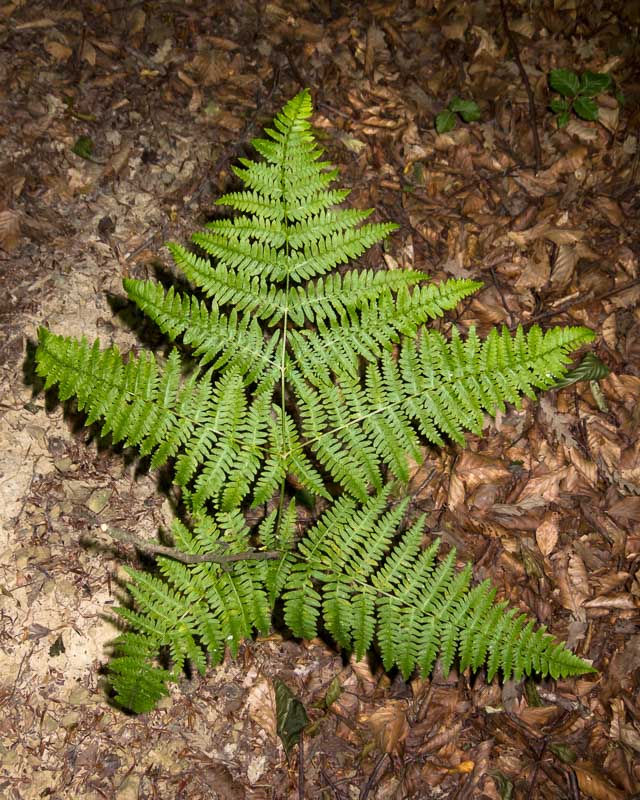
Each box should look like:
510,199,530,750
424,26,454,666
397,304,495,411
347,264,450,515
36,90,595,713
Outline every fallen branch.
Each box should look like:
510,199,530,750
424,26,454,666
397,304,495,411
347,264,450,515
96,524,281,565
499,0,542,172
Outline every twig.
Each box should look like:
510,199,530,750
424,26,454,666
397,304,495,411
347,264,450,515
298,732,305,800
360,754,387,800
511,277,640,329
499,0,542,172
96,525,281,565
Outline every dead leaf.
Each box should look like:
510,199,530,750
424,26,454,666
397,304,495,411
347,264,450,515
592,196,625,226
540,146,588,179
350,654,377,687
567,553,591,603
44,40,73,61
545,228,585,245
607,497,640,529
447,470,466,512
516,240,550,290
584,594,638,610
551,244,579,290
539,396,578,449
364,700,409,755
568,448,598,487
536,513,559,557
519,704,563,727
246,678,277,741
15,17,56,29
553,552,588,615
102,140,133,179
573,761,627,800
610,698,640,754
128,8,146,36
0,209,21,252
442,16,468,40
565,119,599,143
598,104,619,133
519,467,568,502
80,38,96,66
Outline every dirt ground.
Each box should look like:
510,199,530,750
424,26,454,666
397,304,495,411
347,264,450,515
1,1,639,798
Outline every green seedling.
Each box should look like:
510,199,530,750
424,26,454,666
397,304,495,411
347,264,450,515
549,68,614,128
435,97,482,133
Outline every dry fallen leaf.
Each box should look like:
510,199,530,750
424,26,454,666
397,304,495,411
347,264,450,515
573,760,627,800
246,677,278,742
551,243,579,290
364,700,409,756
592,195,625,226
0,209,21,252
536,512,559,557
44,40,73,61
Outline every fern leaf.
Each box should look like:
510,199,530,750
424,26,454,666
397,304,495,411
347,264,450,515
287,268,428,326
123,277,281,381
34,89,598,715
108,633,173,714
284,493,595,682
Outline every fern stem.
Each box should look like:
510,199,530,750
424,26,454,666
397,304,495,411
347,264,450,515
276,98,295,531
101,525,281,565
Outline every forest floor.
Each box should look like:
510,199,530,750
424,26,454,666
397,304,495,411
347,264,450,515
1,1,639,798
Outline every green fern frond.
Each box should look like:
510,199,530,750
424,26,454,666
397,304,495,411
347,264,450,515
288,277,483,384
35,89,597,714
108,632,173,714
284,493,595,682
123,277,281,381
35,329,273,511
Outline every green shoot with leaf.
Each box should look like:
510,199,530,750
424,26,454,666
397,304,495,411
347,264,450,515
435,97,482,134
549,68,614,128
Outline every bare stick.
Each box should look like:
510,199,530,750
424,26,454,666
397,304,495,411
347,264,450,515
96,525,281,565
499,0,542,172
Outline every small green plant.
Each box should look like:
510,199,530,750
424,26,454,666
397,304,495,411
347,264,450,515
35,90,596,714
549,68,614,128
435,97,482,133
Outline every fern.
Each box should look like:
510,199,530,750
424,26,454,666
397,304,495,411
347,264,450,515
35,90,596,714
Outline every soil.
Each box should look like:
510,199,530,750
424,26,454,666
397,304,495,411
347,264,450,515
1,1,639,798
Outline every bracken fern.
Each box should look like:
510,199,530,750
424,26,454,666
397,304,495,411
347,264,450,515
36,90,596,713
